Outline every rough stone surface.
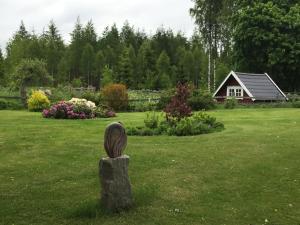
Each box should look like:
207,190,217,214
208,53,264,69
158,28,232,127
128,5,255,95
99,155,133,212
104,122,127,158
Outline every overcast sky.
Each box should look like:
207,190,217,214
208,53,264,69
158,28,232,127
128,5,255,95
0,0,195,51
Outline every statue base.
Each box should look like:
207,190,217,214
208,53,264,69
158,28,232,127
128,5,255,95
99,155,133,212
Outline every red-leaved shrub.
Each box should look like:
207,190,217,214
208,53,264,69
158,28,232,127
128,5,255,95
164,83,192,123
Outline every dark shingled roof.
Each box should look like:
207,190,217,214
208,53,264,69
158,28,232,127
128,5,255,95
235,72,286,100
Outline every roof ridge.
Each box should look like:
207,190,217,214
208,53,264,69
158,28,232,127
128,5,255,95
235,71,265,76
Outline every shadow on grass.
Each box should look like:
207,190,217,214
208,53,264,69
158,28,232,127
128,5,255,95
70,184,159,219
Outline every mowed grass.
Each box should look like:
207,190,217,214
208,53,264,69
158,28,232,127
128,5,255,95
0,109,299,225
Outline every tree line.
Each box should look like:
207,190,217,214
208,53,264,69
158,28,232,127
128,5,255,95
0,0,299,92
0,19,212,91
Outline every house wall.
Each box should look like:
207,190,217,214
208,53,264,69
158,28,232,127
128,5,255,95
214,75,253,103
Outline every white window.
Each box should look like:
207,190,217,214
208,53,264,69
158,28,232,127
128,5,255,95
227,86,243,98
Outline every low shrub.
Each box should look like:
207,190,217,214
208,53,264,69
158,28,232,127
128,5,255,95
224,98,238,109
128,100,157,112
156,89,175,110
0,99,8,110
127,112,224,136
94,104,116,118
144,111,160,129
2,100,23,110
188,90,216,110
43,98,96,119
43,101,93,119
81,91,101,105
27,90,50,112
101,84,128,111
292,101,300,108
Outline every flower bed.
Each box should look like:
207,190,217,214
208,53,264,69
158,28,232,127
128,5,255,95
42,98,116,119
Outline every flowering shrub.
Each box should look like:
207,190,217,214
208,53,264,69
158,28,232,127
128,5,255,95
27,90,50,112
42,101,92,119
94,104,116,118
42,98,96,119
68,98,96,109
101,84,128,111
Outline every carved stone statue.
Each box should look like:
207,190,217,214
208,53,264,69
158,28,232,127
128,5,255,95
104,122,127,158
99,122,133,212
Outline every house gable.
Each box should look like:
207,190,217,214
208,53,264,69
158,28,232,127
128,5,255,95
213,71,288,102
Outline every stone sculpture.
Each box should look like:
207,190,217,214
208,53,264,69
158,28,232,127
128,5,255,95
99,122,133,212
104,122,127,158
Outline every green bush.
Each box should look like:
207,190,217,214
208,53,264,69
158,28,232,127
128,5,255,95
156,89,175,110
144,111,160,129
292,101,300,108
127,112,224,136
128,100,157,112
27,90,50,112
188,90,216,110
101,84,128,111
0,99,8,110
81,91,101,106
224,98,238,109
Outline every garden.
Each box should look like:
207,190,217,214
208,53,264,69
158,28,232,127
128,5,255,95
0,82,300,225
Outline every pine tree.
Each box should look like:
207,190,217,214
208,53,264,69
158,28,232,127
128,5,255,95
43,20,65,85
94,50,105,90
80,43,95,86
83,20,97,49
0,48,5,84
69,17,84,79
101,65,114,87
136,40,156,88
155,51,172,89
118,47,134,86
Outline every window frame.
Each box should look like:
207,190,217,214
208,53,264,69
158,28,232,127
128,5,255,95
226,86,244,99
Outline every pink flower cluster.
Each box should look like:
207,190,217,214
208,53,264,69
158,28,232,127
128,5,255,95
42,101,94,119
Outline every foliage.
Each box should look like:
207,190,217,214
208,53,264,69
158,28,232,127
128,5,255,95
101,84,128,111
27,90,50,112
127,112,224,136
80,91,101,105
144,111,160,129
188,90,216,110
94,104,116,118
101,66,114,87
68,97,96,117
292,101,300,108
156,89,175,110
13,59,52,107
233,1,300,91
42,101,94,119
128,100,157,112
164,83,192,123
72,78,82,88
224,98,238,109
0,99,23,110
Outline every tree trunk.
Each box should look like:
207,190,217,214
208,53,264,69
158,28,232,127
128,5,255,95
208,46,211,92
213,59,216,91
20,83,27,108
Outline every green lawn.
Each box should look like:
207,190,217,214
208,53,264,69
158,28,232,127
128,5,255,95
0,109,299,225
